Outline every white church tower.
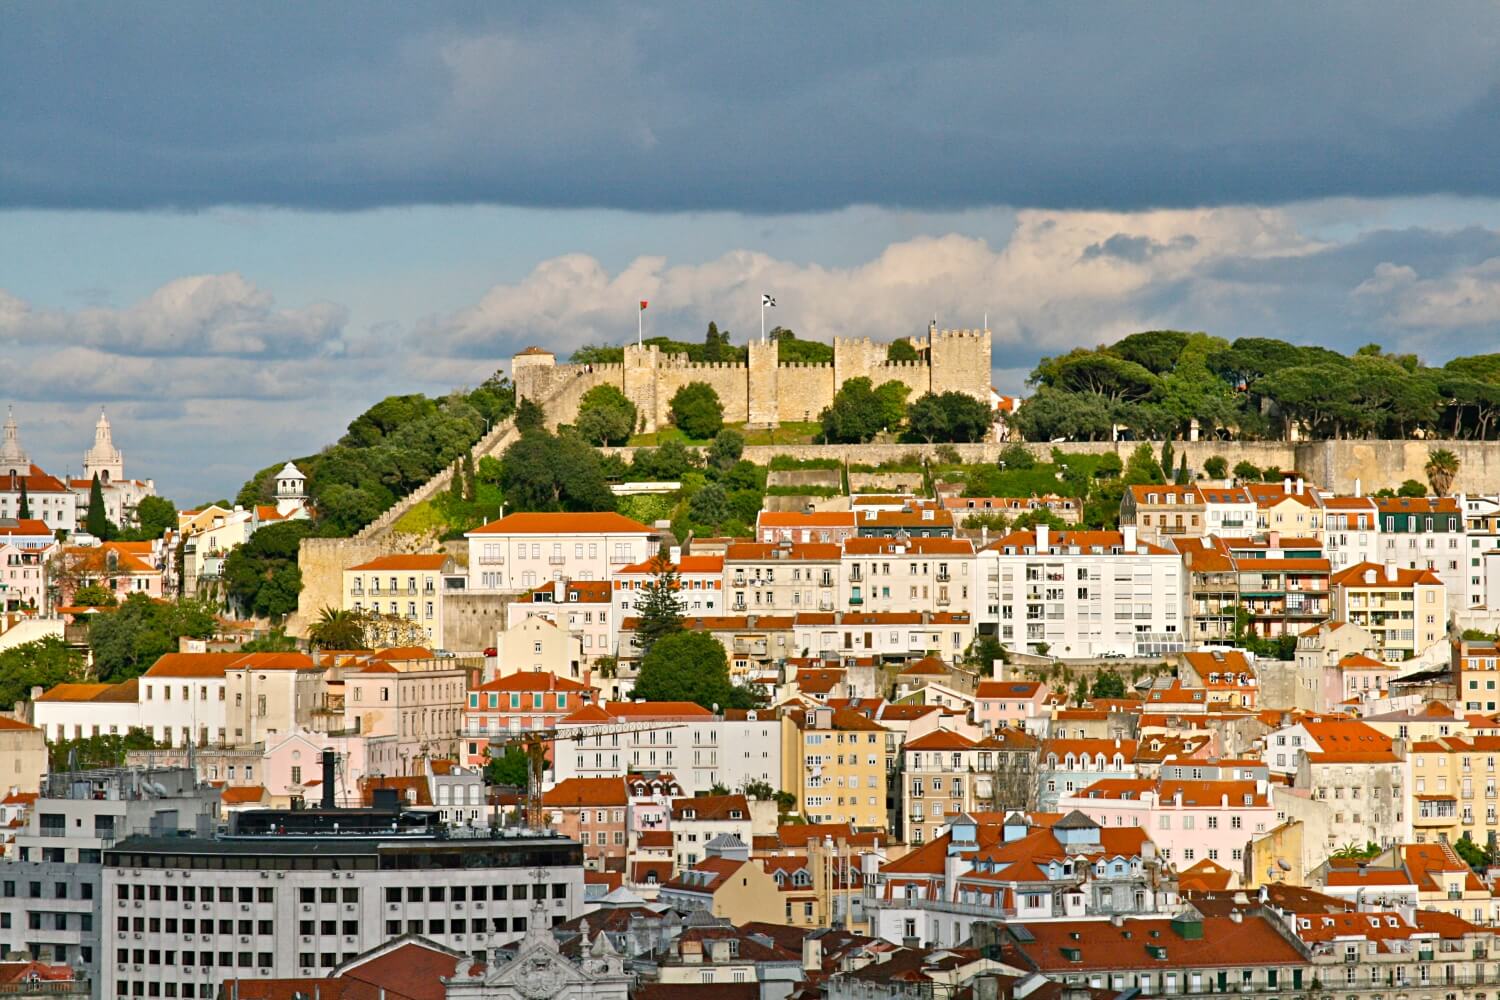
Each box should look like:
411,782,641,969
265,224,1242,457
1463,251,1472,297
275,461,308,515
0,406,29,478
83,409,125,484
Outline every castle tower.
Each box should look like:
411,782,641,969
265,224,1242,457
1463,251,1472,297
274,461,307,516
928,328,993,401
0,406,29,477
747,339,780,427
83,408,125,484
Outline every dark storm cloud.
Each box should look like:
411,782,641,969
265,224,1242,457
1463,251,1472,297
2,2,1499,213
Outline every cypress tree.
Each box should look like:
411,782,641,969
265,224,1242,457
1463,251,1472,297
463,452,477,502
85,473,109,537
449,460,464,501
16,479,28,520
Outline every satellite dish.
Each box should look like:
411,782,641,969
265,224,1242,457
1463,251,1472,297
1277,859,1292,871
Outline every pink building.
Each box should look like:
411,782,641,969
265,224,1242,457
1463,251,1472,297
1058,776,1275,870
462,671,598,766
626,773,683,836
0,541,49,612
261,728,388,807
974,679,1050,732
57,541,163,603
755,511,857,545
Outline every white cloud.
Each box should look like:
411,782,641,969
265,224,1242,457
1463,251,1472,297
1353,258,1500,329
0,273,347,357
427,206,1324,364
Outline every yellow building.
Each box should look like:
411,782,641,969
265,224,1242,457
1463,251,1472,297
1408,735,1500,845
781,704,888,829
657,856,785,924
1331,562,1447,662
1245,819,1306,889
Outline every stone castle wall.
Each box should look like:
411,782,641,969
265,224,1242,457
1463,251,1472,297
515,329,994,431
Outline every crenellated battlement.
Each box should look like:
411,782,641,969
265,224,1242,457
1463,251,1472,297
511,324,991,432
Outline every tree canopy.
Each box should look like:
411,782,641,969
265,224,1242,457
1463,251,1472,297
632,630,758,711
1016,333,1500,443
237,377,515,536
88,594,218,682
222,520,314,618
575,384,638,446
0,636,84,711
669,382,725,440
498,429,617,513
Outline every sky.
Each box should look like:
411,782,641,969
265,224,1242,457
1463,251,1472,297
4,3,1500,501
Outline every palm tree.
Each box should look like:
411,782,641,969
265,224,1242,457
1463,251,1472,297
308,607,368,650
1425,448,1460,496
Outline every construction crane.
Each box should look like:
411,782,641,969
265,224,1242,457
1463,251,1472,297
500,721,684,829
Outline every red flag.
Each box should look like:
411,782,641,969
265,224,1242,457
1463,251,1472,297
639,300,649,310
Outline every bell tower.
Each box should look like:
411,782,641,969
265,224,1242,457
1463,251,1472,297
84,409,125,484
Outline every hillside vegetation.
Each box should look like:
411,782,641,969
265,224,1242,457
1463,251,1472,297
1015,331,1500,442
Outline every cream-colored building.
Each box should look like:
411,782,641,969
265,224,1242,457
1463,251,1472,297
465,511,654,591
1408,734,1500,846
223,653,330,747
724,541,840,614
342,661,466,771
0,716,46,794
344,553,455,646
781,704,888,829
840,536,976,616
505,580,614,666
498,614,585,681
1331,561,1448,662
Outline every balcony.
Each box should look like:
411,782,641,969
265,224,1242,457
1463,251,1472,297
548,556,566,566
849,569,864,582
849,595,863,605
936,572,951,583
477,555,504,565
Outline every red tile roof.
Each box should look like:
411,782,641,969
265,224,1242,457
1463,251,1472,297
348,555,450,571
542,777,628,808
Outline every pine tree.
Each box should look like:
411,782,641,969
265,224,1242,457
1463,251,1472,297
463,452,477,502
16,479,29,520
85,473,110,538
633,547,684,655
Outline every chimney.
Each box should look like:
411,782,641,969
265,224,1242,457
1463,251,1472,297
1385,562,1398,583
1268,530,1280,550
1282,476,1292,493
1122,525,1138,551
1036,524,1050,551
1354,478,1362,498
1364,568,1377,585
320,749,336,810
553,579,566,601
669,545,682,564
802,935,823,972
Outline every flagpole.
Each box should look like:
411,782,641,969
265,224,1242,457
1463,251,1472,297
761,299,766,344
638,303,643,347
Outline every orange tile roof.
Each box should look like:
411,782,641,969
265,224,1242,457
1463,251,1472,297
368,646,437,661
35,679,137,703
1015,916,1304,971
348,554,450,571
0,716,39,732
617,555,724,574
0,518,52,537
976,681,1044,699
671,794,750,822
904,730,978,751
468,511,652,535
542,777,628,808
1332,561,1444,587
474,672,594,693
220,785,268,805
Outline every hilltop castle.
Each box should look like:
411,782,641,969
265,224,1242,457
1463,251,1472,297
512,325,993,432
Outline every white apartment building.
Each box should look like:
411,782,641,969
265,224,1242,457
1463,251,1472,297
553,702,782,796
1198,486,1257,538
979,525,1185,658
1374,497,1470,609
100,824,583,1000
1320,496,1380,573
791,610,976,663
465,512,654,591
615,551,724,616
839,536,976,616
